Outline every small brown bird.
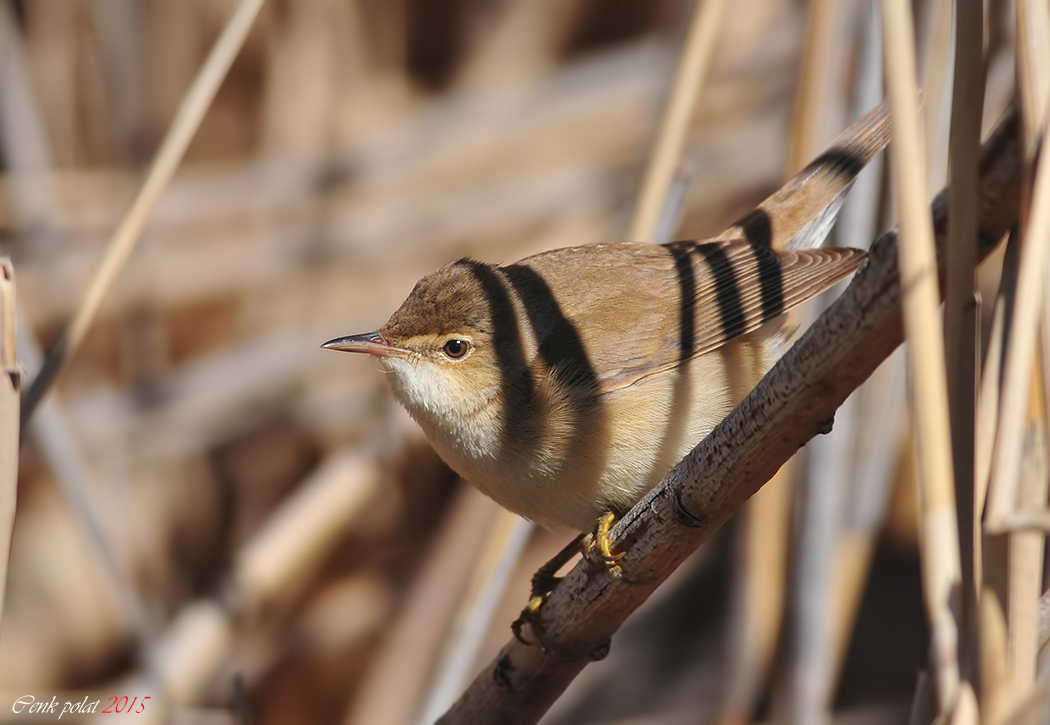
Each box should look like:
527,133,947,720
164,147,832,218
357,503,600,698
323,105,888,541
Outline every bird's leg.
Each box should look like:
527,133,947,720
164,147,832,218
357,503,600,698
512,532,585,645
582,510,630,583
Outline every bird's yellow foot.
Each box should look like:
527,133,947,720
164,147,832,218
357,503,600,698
512,533,585,645
582,511,631,583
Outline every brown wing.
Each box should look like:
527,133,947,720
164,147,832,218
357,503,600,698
664,238,866,359
512,240,865,392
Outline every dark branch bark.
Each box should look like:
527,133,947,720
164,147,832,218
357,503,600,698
438,109,1021,725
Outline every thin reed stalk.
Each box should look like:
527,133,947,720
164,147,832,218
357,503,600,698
981,589,1012,724
0,259,16,633
826,2,895,692
19,0,267,425
880,0,962,711
777,1,859,720
919,0,953,197
1007,418,1049,702
627,0,725,242
985,0,1050,529
415,514,534,725
0,1,150,637
943,0,985,681
347,486,499,725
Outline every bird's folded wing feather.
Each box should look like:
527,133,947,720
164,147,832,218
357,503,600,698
516,240,865,393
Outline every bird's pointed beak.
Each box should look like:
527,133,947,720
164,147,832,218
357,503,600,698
321,331,410,358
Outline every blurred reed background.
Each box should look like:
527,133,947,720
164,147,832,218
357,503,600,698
0,0,1043,723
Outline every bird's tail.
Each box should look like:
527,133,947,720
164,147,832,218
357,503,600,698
717,102,892,251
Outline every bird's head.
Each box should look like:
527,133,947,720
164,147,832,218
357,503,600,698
322,260,507,424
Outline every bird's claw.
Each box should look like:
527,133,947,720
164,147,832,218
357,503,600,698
512,533,585,645
582,511,633,584
511,594,545,645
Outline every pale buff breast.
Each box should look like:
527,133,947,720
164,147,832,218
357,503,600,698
418,324,784,533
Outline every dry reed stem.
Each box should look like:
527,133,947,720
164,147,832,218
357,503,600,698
415,513,534,725
0,1,54,236
0,1,150,636
772,0,860,710
1039,589,1050,650
438,106,1021,725
453,0,580,94
0,259,16,633
785,0,840,175
22,355,151,637
976,300,1006,538
627,0,725,242
955,683,979,725
981,588,1012,725
144,451,380,706
943,0,986,679
721,460,794,724
776,2,856,719
1015,0,1050,158
147,600,235,708
880,0,963,711
346,486,500,725
231,451,381,612
1001,4,1050,711
919,0,953,197
1007,419,1049,703
829,357,907,686
985,0,1050,528
19,0,266,424
826,5,897,692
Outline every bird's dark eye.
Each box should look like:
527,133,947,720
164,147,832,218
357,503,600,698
442,339,469,359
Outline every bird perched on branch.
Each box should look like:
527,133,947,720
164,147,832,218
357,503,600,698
324,103,888,597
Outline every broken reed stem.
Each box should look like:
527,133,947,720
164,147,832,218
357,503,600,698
943,0,985,681
18,0,266,425
438,107,1021,725
626,0,725,242
985,4,1050,527
880,0,962,711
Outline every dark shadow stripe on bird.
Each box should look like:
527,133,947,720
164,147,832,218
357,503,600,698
733,208,774,248
665,243,697,364
499,263,610,509
459,260,536,448
694,244,747,341
751,243,785,321
801,147,867,181
499,264,600,399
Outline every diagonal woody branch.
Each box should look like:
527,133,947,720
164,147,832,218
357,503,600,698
438,109,1022,725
